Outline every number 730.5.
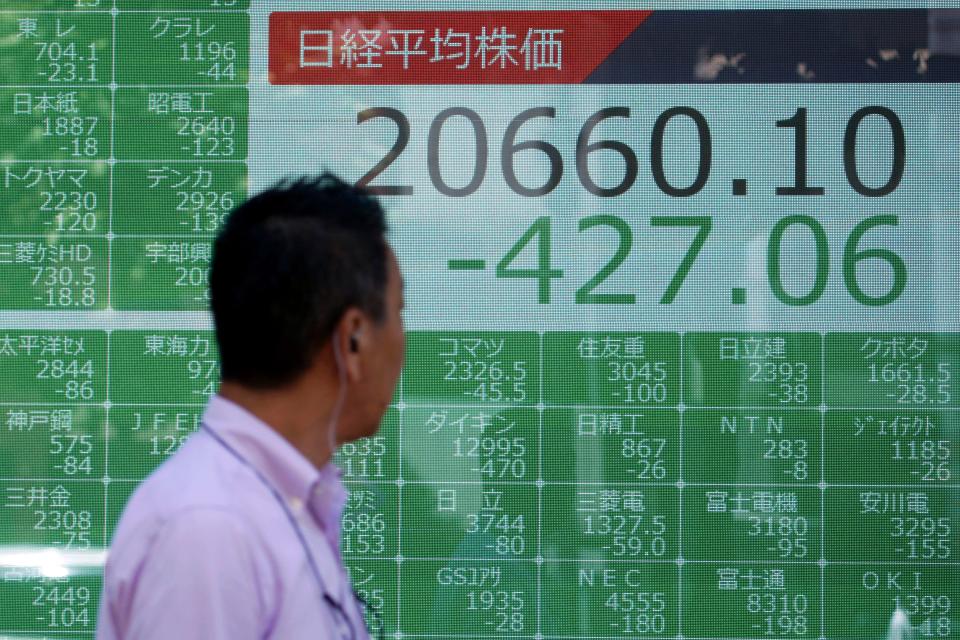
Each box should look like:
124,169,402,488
496,214,905,306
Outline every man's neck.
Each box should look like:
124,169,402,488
218,378,339,469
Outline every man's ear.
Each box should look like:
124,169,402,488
335,307,366,382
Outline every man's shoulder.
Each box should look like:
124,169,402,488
109,431,264,557
99,456,282,639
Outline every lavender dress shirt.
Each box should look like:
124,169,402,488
97,395,369,639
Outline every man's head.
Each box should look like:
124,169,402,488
210,173,404,443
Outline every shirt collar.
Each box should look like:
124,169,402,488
202,394,347,544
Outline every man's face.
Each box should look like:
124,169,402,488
348,246,405,440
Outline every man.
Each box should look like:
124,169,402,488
98,174,404,639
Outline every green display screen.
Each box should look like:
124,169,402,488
0,1,958,638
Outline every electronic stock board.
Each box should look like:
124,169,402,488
0,2,958,639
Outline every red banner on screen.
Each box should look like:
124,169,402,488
268,11,651,85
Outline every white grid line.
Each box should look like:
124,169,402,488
677,330,684,639
396,369,405,636
100,0,118,554
337,558,960,566
537,330,544,638
820,331,826,639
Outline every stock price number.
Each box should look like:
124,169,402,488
604,591,668,635
355,105,909,307
355,105,904,199
32,584,92,630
